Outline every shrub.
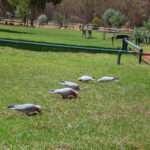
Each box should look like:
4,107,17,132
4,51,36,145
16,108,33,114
37,14,48,25
53,13,65,27
132,28,143,45
109,11,125,27
102,8,125,27
144,18,150,30
91,16,101,27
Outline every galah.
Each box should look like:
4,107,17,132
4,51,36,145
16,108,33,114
78,75,95,82
59,81,80,91
8,104,42,116
48,88,78,99
97,76,119,82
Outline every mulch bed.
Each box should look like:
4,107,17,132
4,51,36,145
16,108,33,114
132,49,150,65
143,52,150,64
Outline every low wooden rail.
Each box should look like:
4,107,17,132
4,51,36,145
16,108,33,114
0,38,142,65
0,38,128,54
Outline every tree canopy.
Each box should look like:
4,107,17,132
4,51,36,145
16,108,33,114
1,0,150,27
8,0,62,26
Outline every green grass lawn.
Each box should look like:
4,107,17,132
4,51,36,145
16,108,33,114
0,24,149,52
0,46,150,149
0,25,150,149
0,25,117,47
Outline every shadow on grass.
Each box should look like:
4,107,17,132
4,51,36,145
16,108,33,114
0,38,121,54
0,29,32,34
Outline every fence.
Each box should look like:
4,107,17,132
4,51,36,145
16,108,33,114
0,38,145,65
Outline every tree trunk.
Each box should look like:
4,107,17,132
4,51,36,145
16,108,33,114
30,18,34,27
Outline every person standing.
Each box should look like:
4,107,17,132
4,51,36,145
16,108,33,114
80,24,86,38
87,24,93,38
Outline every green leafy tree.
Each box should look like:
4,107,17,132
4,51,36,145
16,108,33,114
144,18,150,30
15,0,30,25
132,27,142,45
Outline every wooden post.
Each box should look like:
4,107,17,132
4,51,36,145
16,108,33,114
138,49,143,64
112,36,114,47
117,51,122,65
122,38,128,51
103,32,106,40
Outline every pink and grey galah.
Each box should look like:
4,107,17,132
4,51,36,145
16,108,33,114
59,81,80,90
78,75,95,82
48,87,78,99
8,104,42,116
97,76,119,82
